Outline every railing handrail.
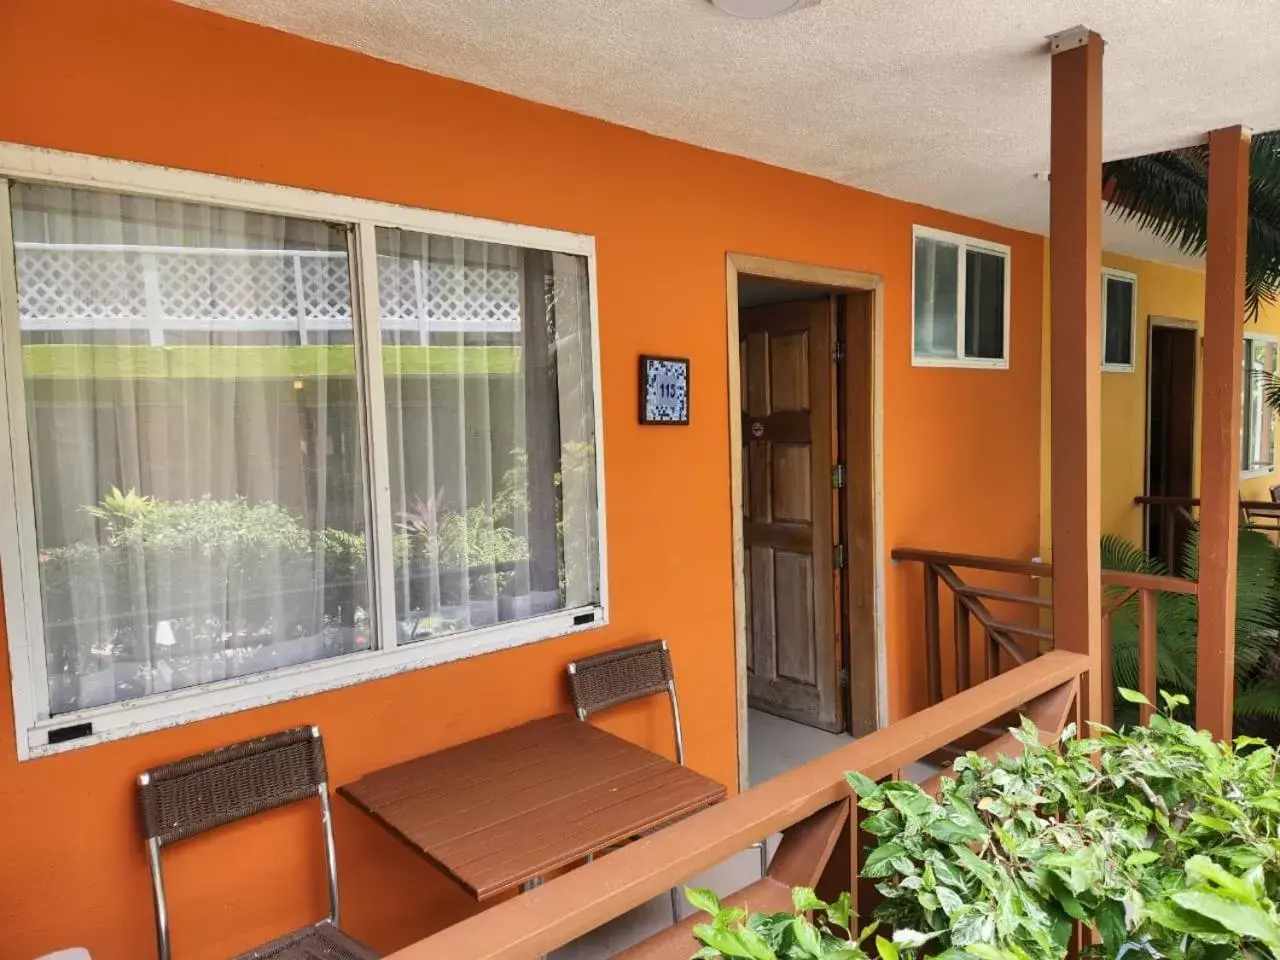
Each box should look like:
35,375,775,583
890,547,1051,578
1134,494,1280,511
1102,569,1198,596
390,651,1090,960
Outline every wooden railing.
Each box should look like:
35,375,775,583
1100,568,1198,726
890,549,1051,705
389,652,1089,960
893,548,1199,726
1136,494,1280,571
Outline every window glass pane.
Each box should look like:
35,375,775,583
1103,276,1134,367
10,182,370,715
375,228,599,644
1243,337,1278,471
913,236,958,358
964,248,1006,360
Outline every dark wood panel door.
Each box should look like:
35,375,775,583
1146,322,1198,573
741,299,842,732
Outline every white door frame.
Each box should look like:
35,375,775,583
726,253,887,791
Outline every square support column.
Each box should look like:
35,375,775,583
1049,29,1104,725
1197,125,1251,740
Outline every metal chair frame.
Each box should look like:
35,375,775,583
566,639,768,923
137,726,348,960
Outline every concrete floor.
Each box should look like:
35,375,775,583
551,710,934,959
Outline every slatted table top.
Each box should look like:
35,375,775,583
337,713,727,901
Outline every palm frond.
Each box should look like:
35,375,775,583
1233,678,1280,722
1103,130,1280,322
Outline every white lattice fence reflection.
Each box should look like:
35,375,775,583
15,242,522,341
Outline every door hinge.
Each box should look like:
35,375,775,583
839,667,850,688
833,543,847,569
834,340,846,363
831,463,846,489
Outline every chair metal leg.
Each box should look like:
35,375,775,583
757,838,769,877
669,885,681,924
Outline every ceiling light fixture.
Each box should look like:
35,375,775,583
708,0,809,19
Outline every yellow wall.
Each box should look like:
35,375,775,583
1040,246,1280,559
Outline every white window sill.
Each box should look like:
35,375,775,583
911,354,1009,370
21,605,606,760
1102,362,1135,374
1241,467,1277,481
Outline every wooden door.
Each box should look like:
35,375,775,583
741,298,843,732
1146,323,1197,573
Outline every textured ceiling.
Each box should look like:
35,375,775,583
182,0,1280,266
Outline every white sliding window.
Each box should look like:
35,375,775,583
912,226,1011,368
0,145,605,756
1242,333,1279,477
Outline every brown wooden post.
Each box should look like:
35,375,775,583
1197,125,1251,740
1138,589,1157,725
1049,28,1105,727
954,596,971,691
923,565,942,704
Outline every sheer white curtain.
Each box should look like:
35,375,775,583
11,183,368,713
913,235,959,358
376,228,598,643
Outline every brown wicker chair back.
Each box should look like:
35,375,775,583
567,640,683,764
139,726,326,846
136,726,376,960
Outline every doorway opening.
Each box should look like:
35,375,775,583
1145,319,1198,574
728,256,883,790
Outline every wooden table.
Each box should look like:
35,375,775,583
338,713,727,901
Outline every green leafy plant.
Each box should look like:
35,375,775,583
689,699,1280,959
850,692,1280,959
83,485,156,532
684,885,1004,960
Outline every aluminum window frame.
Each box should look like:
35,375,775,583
910,225,1012,370
1101,267,1138,373
1241,331,1279,480
0,143,609,759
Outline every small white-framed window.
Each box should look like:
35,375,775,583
912,225,1010,368
1242,332,1279,478
1101,268,1137,372
0,144,607,757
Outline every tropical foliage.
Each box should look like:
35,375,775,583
1103,132,1280,322
1100,528,1280,731
688,694,1280,959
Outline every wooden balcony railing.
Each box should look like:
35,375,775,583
388,651,1089,960
890,549,1050,705
1136,494,1280,571
1099,568,1198,727
893,548,1199,728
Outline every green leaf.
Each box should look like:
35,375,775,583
1184,855,1258,903
1171,891,1280,948
846,770,882,801
686,887,723,918
1118,687,1152,705
692,923,760,958
862,843,908,879
1126,849,1161,869
1094,899,1127,956
790,916,823,957
874,935,899,960
1189,813,1235,834
792,886,827,913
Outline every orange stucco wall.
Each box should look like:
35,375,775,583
0,1,1044,956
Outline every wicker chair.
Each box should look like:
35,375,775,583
566,640,768,922
137,726,379,960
